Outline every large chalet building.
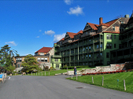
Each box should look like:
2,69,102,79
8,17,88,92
51,14,133,68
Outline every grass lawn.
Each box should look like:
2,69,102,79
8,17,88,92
26,69,67,76
67,71,133,93
26,67,91,76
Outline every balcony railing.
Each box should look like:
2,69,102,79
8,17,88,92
63,40,72,44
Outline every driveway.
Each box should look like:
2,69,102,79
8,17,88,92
0,75,133,99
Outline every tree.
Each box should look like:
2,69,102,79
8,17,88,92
21,54,40,73
0,45,18,73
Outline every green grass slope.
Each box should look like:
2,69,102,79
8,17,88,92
68,71,133,93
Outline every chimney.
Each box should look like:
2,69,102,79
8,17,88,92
99,17,103,25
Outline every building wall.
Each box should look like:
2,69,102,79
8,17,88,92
52,16,130,67
15,55,50,68
103,33,121,66
51,55,62,69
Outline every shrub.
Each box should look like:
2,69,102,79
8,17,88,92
44,66,49,71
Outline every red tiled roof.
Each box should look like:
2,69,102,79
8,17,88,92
105,19,118,26
87,23,99,30
59,38,64,41
75,30,83,35
35,47,52,53
99,23,110,27
67,32,76,38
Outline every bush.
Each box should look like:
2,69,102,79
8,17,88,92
50,67,56,70
44,66,49,71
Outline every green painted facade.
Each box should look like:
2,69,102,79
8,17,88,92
51,44,62,69
103,33,121,65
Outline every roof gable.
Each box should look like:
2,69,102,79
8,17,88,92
35,47,52,53
105,19,118,26
88,23,99,30
84,23,98,31
75,30,83,36
65,32,76,39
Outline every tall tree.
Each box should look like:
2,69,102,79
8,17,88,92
21,54,39,73
0,45,18,73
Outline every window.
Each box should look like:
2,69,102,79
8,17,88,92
112,26,115,31
86,55,88,58
96,45,99,49
40,53,44,55
89,39,91,42
120,21,124,24
41,58,44,62
18,64,20,68
100,44,103,48
83,48,85,52
100,53,102,56
107,34,112,39
86,63,88,65
106,43,112,49
86,47,88,50
56,64,59,68
89,46,91,50
106,52,109,58
114,44,116,48
114,35,116,39
37,58,41,62
55,59,58,61
89,54,91,58
45,58,48,62
16,58,22,62
71,50,74,54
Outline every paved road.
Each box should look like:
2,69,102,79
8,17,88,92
0,75,133,99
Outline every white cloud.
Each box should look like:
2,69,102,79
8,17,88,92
54,33,65,42
36,36,40,38
67,6,83,16
39,30,42,32
44,30,55,35
5,41,17,46
64,0,72,5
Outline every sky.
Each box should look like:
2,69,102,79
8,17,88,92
0,0,133,56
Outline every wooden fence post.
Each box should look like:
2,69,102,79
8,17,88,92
124,80,126,91
76,75,78,80
102,76,104,86
92,76,94,84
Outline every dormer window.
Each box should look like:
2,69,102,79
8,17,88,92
120,21,124,24
112,26,115,31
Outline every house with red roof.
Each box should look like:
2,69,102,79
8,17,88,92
14,47,54,71
35,47,52,56
52,14,130,68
